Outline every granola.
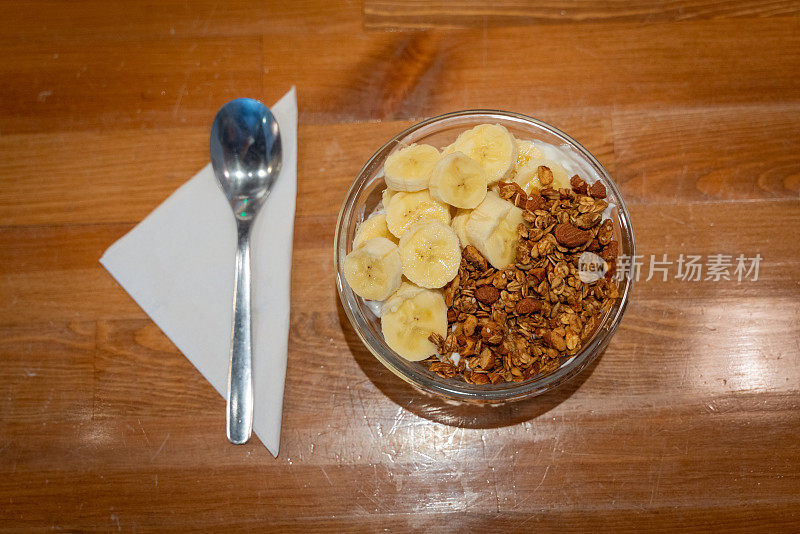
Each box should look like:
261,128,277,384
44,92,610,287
425,173,620,384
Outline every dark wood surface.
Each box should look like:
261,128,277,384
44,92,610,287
1,1,799,531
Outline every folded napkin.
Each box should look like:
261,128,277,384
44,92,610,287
100,88,297,457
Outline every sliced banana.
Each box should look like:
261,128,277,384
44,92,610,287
381,282,447,361
465,191,524,269
509,139,542,180
464,191,510,252
352,213,397,249
382,281,427,312
450,209,471,249
442,143,456,155
381,188,396,209
342,237,403,301
398,220,461,289
483,206,524,269
453,123,517,184
385,190,451,238
514,158,571,194
515,140,542,170
383,144,441,192
429,152,488,209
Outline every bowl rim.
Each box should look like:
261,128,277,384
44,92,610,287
335,109,635,403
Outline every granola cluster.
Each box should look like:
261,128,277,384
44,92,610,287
425,169,621,384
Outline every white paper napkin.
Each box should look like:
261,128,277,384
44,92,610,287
100,88,297,457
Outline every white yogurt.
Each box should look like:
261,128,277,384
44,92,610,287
534,139,601,185
363,299,383,318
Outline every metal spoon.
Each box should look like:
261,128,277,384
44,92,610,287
210,98,282,444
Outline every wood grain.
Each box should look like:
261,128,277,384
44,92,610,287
270,19,800,123
0,36,263,135
613,104,800,204
94,320,221,418
364,0,800,29
0,322,95,424
0,0,363,41
3,18,800,133
1,1,800,531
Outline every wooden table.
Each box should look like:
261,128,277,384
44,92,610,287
1,1,799,531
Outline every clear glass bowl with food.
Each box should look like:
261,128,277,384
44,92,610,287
334,110,634,404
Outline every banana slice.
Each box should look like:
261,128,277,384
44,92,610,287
342,237,403,301
442,143,456,155
385,190,451,238
429,152,488,209
381,282,447,361
465,191,524,269
381,188,396,209
383,144,441,192
398,220,461,288
450,209,471,249
514,158,571,194
453,124,517,184
352,213,397,249
483,207,524,269
383,281,427,310
515,140,543,170
464,191,510,252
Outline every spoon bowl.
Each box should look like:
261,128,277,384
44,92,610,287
210,98,282,444
211,98,282,219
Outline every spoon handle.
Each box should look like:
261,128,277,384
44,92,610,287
227,220,254,444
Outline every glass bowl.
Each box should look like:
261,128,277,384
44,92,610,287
334,110,634,404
